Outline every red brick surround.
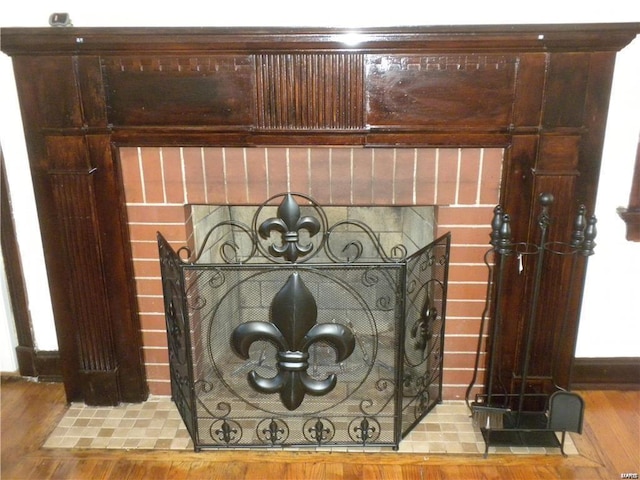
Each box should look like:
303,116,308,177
120,146,502,400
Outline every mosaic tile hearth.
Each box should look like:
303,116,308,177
43,397,577,455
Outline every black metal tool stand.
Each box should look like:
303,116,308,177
477,193,594,457
479,391,585,456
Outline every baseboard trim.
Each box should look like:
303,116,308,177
15,347,62,382
14,352,640,390
571,357,640,390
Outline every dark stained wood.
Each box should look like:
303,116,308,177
1,150,63,381
9,52,148,405
1,377,638,480
542,53,591,128
1,149,34,375
90,135,149,403
572,357,640,389
104,55,256,127
11,56,84,131
2,24,639,55
47,138,120,405
257,53,365,130
1,25,639,406
512,53,546,127
619,138,640,241
366,54,517,130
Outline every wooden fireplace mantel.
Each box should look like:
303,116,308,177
2,23,638,54
2,24,638,405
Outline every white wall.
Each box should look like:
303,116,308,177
577,36,640,357
1,1,638,371
0,245,19,372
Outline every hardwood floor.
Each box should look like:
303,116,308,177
1,376,638,479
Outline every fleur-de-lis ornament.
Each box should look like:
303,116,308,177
215,420,238,444
259,194,321,262
309,418,331,444
410,294,437,354
231,272,355,410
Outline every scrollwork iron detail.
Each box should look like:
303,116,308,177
211,419,242,445
325,220,408,263
303,417,335,445
157,193,452,449
258,194,321,262
410,293,438,355
349,417,381,445
257,418,289,445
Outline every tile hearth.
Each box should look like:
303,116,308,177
43,397,577,455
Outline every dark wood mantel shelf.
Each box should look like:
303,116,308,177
2,24,638,405
2,23,638,54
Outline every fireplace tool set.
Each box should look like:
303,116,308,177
158,192,450,450
466,192,595,456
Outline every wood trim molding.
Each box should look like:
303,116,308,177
14,347,62,382
572,357,640,390
617,136,640,241
2,147,62,381
2,24,638,56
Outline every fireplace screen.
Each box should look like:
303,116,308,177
158,193,450,450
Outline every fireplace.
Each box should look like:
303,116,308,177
158,192,451,448
2,24,638,406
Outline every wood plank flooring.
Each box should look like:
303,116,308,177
1,376,638,479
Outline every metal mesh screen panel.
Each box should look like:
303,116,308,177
401,240,449,437
158,194,450,450
184,264,402,448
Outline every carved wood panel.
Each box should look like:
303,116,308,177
45,136,119,405
103,55,255,127
256,53,365,130
365,54,517,129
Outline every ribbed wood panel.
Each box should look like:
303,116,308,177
50,173,116,372
256,53,365,130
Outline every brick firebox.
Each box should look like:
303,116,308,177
120,146,503,400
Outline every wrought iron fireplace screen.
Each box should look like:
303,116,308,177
158,193,450,450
